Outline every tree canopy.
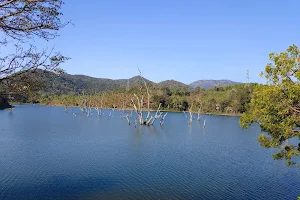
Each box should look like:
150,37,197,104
240,45,300,167
0,0,67,41
0,0,69,95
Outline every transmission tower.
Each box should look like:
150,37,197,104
246,69,250,84
245,69,251,93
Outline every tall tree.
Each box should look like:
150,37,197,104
0,0,69,94
240,45,300,167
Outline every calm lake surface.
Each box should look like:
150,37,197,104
0,105,299,200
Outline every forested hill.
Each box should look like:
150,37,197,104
9,69,242,95
158,80,193,90
14,69,154,95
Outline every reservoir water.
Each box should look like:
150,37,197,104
0,105,299,199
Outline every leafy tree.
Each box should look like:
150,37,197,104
203,96,216,113
0,0,69,102
240,45,300,167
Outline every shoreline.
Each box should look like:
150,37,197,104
13,103,242,117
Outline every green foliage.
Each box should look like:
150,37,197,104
2,69,253,115
37,81,254,116
0,0,69,101
240,45,300,167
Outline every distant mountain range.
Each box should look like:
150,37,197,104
189,80,241,89
11,70,242,95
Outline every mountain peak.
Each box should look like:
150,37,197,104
158,80,191,90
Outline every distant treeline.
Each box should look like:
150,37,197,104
0,69,255,114
38,83,257,114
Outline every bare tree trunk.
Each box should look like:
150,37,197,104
125,114,130,125
100,95,103,116
86,100,92,117
188,104,193,124
146,103,163,126
160,112,168,126
144,80,151,122
183,111,188,120
196,98,203,121
131,94,144,125
130,70,168,126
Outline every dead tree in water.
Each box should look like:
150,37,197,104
87,100,92,117
160,112,168,126
78,92,88,114
78,99,84,113
95,107,100,115
100,95,104,115
126,114,130,125
120,113,131,125
120,110,132,125
183,111,188,120
197,101,203,121
145,103,163,126
107,111,112,119
130,70,167,126
64,105,68,112
77,97,86,113
188,104,193,124
134,118,138,128
94,95,104,116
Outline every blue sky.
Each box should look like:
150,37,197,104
41,0,300,84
